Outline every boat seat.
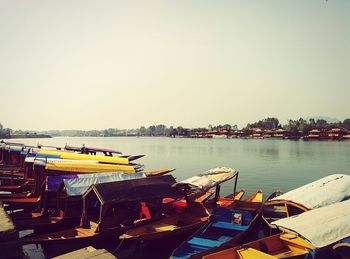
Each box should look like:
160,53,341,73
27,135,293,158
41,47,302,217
238,248,275,259
211,221,248,231
271,249,308,258
217,235,232,242
188,237,224,248
154,224,177,232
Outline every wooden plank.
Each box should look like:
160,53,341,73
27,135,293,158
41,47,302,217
0,202,22,259
53,246,116,259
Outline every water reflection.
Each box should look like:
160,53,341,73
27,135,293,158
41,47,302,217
12,136,350,196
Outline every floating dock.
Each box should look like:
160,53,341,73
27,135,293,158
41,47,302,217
52,246,115,259
0,202,22,259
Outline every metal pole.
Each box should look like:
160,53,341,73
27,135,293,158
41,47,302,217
233,172,238,196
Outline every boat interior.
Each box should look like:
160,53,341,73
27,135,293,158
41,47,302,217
203,233,315,259
120,200,209,240
172,208,254,258
262,200,308,222
216,190,263,212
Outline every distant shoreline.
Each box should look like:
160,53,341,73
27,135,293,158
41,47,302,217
1,134,52,139
3,135,350,142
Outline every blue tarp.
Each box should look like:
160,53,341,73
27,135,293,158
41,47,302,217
63,172,146,196
46,174,78,192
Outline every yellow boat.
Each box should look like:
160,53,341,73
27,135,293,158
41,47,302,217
38,150,129,165
119,201,209,242
203,233,315,259
216,190,263,212
45,162,136,173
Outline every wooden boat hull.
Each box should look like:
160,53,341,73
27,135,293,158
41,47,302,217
205,190,246,210
202,233,315,259
216,190,263,213
22,225,124,246
1,197,41,211
122,218,207,243
0,182,33,193
171,210,263,259
0,176,24,186
0,192,33,199
16,215,81,233
119,202,209,243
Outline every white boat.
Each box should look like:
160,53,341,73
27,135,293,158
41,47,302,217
263,174,350,221
271,199,350,249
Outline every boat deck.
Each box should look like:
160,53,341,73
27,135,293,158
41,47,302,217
52,246,115,259
0,201,22,258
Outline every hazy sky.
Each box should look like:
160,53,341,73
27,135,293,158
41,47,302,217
1,1,349,130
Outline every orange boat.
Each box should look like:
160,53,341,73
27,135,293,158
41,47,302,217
22,175,186,246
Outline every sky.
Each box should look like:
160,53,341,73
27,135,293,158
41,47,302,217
0,1,349,130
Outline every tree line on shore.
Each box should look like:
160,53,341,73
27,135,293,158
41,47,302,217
1,117,350,138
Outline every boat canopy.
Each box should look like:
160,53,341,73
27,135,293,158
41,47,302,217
178,167,238,191
24,155,65,163
38,150,129,165
46,174,78,192
84,175,183,205
45,162,136,174
63,172,146,196
271,199,350,248
1,141,25,146
9,147,23,152
270,174,350,209
46,172,146,194
44,158,98,164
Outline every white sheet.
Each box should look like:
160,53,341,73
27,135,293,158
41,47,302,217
63,172,146,196
271,199,350,248
271,174,350,209
180,167,238,191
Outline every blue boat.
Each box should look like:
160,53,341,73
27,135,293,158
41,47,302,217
171,207,260,259
333,237,350,258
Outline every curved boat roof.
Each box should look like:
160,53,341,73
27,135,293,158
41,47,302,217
64,172,146,196
45,162,136,173
28,157,99,164
270,174,350,209
46,172,146,195
271,199,350,248
38,150,129,165
178,167,238,191
86,175,183,204
25,155,69,163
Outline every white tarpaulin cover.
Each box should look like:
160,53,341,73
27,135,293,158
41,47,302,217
63,172,146,196
271,174,350,209
24,157,36,163
179,167,238,191
271,199,350,248
45,158,98,164
26,157,99,164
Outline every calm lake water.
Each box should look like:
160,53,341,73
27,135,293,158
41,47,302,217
13,136,350,198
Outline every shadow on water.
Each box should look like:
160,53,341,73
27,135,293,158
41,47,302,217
14,136,350,258
23,231,194,258
114,231,194,259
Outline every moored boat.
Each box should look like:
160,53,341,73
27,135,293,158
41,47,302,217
13,171,148,232
117,167,239,245
215,190,263,212
171,207,261,259
263,174,350,222
202,232,315,259
269,199,350,258
22,175,185,245
177,167,239,203
333,237,350,258
1,158,139,210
